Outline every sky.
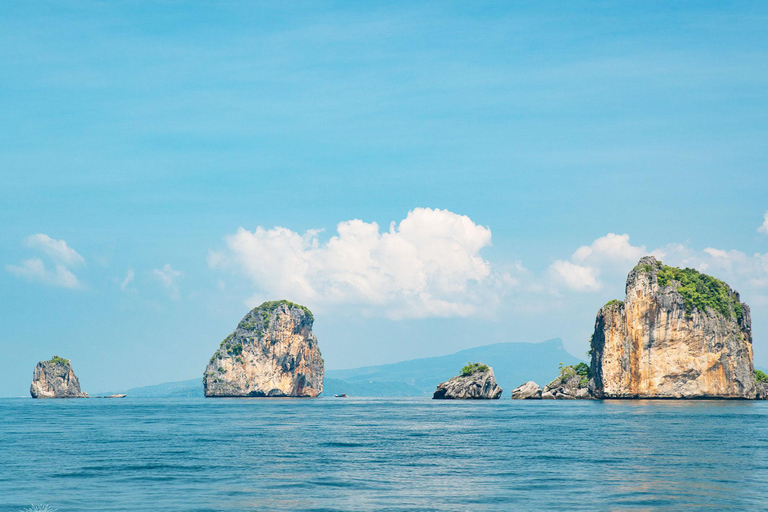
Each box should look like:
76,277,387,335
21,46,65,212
1,1,767,396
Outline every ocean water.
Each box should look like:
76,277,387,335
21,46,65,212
1,398,768,511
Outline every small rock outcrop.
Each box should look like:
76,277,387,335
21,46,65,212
511,363,592,400
542,364,592,399
511,381,542,399
756,371,768,400
590,256,756,399
757,382,768,400
432,363,502,399
30,356,87,398
204,300,324,397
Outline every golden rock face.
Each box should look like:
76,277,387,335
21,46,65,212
590,257,756,399
204,301,324,397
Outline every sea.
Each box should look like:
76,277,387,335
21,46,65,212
1,397,767,511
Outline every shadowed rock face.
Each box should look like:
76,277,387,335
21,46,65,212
433,367,502,399
30,357,87,398
204,301,324,397
590,256,756,399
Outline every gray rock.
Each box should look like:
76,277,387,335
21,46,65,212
757,382,768,400
575,388,591,399
30,356,87,399
433,365,502,399
204,300,324,397
511,381,542,399
541,391,555,399
542,368,592,399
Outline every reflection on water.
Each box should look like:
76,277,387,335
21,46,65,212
1,398,767,511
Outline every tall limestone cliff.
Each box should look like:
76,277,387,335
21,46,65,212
589,256,756,399
30,356,88,398
204,300,324,397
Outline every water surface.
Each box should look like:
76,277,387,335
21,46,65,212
1,397,767,511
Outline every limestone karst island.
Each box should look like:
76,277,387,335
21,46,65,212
30,356,87,399
203,300,324,397
510,256,767,400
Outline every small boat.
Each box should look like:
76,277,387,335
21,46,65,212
334,394,348,398
105,394,127,398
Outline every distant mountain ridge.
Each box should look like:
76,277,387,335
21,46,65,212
97,338,581,397
324,338,581,397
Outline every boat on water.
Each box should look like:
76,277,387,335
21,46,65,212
334,394,348,398
105,394,127,398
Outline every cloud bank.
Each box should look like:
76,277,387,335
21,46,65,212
210,208,496,318
546,231,768,303
548,233,646,292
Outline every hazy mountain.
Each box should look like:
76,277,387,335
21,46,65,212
93,378,203,398
95,338,581,398
324,338,582,397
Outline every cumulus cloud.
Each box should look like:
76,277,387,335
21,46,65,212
759,212,768,235
571,233,646,264
6,234,85,289
6,258,81,289
153,264,182,299
210,208,497,318
548,260,601,292
23,233,85,267
549,233,646,292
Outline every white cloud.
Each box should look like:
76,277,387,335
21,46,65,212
759,212,768,235
652,244,768,290
571,233,646,264
549,231,768,299
549,233,645,291
210,208,496,318
153,264,182,299
6,234,85,289
6,258,81,289
120,269,135,291
23,234,85,267
548,260,601,292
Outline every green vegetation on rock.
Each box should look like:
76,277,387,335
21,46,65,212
636,259,663,274
603,299,624,308
756,370,768,384
47,355,69,366
227,342,243,357
556,362,590,388
460,362,490,376
655,264,744,321
257,300,314,322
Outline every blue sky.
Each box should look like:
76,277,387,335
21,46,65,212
1,2,767,396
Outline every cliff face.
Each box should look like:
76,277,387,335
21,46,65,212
433,364,502,399
30,356,87,398
590,256,756,399
204,301,324,397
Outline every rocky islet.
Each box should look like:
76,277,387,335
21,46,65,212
30,356,87,399
432,362,503,399
203,300,324,397
512,257,764,401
